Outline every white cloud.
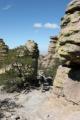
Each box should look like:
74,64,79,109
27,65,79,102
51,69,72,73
44,23,59,29
2,5,12,10
33,23,42,29
33,22,59,29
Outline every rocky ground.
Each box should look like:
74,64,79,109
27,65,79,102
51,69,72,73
0,0,80,120
0,86,80,120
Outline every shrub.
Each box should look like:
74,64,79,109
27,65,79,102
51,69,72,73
43,58,60,79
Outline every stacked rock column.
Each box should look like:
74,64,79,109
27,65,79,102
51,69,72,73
53,0,80,103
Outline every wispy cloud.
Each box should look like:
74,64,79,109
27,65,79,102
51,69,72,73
33,22,59,29
33,23,42,29
2,5,12,11
44,23,59,29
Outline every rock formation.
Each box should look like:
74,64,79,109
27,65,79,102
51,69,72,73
38,36,58,71
25,40,39,58
0,40,39,92
48,36,58,54
0,39,8,65
53,0,80,104
57,0,80,66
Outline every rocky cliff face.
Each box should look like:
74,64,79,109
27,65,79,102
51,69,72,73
57,0,80,66
53,0,80,104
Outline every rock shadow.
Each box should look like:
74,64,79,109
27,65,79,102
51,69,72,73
68,64,80,81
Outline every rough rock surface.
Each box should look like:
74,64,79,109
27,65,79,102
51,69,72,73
38,36,58,69
0,88,80,120
0,39,8,64
54,66,80,104
57,0,80,65
53,0,80,104
25,40,39,58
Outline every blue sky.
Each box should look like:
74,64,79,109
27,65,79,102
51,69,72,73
0,0,71,53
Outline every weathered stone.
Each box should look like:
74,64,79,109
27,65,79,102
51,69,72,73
53,0,80,104
66,0,80,14
38,36,58,70
54,65,80,104
57,0,80,66
0,39,8,63
48,36,58,54
25,40,39,58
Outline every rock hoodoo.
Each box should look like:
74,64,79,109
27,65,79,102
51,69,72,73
48,36,58,54
38,36,58,70
0,39,8,64
25,40,39,77
53,0,80,104
25,40,39,58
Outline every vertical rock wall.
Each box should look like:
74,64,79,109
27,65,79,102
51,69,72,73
53,0,80,104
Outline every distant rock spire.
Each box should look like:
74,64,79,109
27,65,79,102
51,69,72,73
48,36,58,54
0,39,8,63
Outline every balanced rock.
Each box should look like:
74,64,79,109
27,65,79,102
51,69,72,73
25,40,39,58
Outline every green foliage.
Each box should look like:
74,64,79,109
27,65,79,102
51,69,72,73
0,68,17,85
0,41,39,92
1,46,30,67
78,11,80,16
0,62,35,92
0,46,38,92
43,58,60,79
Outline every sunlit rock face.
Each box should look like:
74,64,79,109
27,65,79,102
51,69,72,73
25,40,39,77
25,40,39,58
57,0,80,66
53,0,80,104
48,36,58,54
